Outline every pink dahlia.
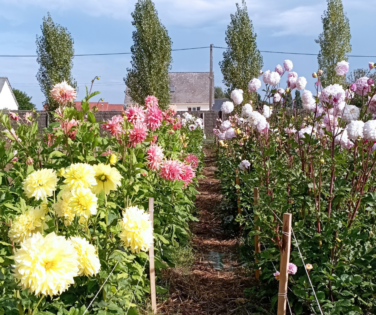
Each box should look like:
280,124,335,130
50,81,77,105
283,60,293,71
275,64,284,76
185,154,199,169
100,149,114,156
102,115,124,137
288,263,298,275
168,105,177,116
24,112,33,123
151,134,158,144
125,106,145,124
145,95,159,107
146,105,163,131
355,77,371,96
9,112,19,121
180,164,195,188
61,119,78,136
335,60,349,76
159,160,183,181
146,145,164,171
129,122,147,147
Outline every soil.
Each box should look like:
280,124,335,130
157,146,260,315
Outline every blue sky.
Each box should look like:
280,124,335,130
0,0,375,109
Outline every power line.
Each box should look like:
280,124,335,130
0,46,210,58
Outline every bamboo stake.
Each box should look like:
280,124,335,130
254,187,261,280
235,169,241,216
277,213,292,315
149,198,157,314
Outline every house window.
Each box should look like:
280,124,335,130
192,107,197,111
197,107,201,111
170,85,175,93
188,107,192,111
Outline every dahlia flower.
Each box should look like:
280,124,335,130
146,105,163,131
239,160,250,171
145,95,158,107
102,115,123,137
319,84,346,106
168,105,177,116
273,93,281,103
129,122,148,147
346,120,364,140
24,112,33,123
363,120,376,141
368,78,374,86
355,77,371,96
284,127,297,134
269,72,281,86
8,206,47,243
70,236,100,277
296,77,307,90
92,164,122,195
283,60,293,71
61,119,78,136
345,89,354,100
263,70,271,84
160,160,183,181
9,112,19,121
50,81,77,105
217,132,226,140
13,232,79,296
263,105,273,119
231,89,244,105
23,169,58,200
180,164,195,187
288,263,298,275
185,154,199,169
220,120,232,131
298,126,315,139
302,90,316,111
242,104,253,118
275,64,284,75
248,78,261,92
257,120,269,133
54,190,74,226
225,128,236,140
146,145,164,171
287,76,297,89
125,106,145,124
342,105,360,123
120,206,153,253
109,154,117,165
248,111,266,129
273,271,280,280
64,163,97,190
335,60,349,76
69,188,98,219
221,101,234,114
278,88,285,95
189,124,197,131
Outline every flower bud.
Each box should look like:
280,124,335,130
369,62,375,70
350,83,357,92
320,158,324,164
168,130,175,134
109,154,117,165
317,69,323,76
259,70,263,75
368,78,375,86
285,88,290,94
26,157,34,165
312,72,318,78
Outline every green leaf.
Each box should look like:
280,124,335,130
87,112,96,123
49,151,66,159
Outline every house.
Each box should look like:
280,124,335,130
213,98,230,111
0,77,19,110
74,102,124,111
124,72,214,111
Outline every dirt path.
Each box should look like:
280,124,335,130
158,148,254,315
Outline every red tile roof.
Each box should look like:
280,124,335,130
74,102,124,111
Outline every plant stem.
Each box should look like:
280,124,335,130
32,296,44,315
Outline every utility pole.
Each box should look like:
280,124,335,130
209,44,214,111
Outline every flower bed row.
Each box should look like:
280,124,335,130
214,60,376,314
0,81,204,315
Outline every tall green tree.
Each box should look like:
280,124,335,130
36,13,76,111
295,90,303,109
316,0,351,86
220,0,263,105
13,89,36,110
215,86,226,99
125,0,172,110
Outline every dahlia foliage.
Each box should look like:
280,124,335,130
214,59,376,313
0,81,203,313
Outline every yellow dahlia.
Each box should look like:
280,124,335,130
13,232,79,296
8,206,47,243
53,190,74,226
92,164,123,195
68,188,98,219
109,154,117,165
23,169,57,200
119,206,153,253
63,163,97,190
70,236,101,276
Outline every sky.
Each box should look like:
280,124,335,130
1,0,376,109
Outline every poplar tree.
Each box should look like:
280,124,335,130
316,0,351,86
36,13,76,111
220,0,263,104
125,0,172,110
295,90,303,109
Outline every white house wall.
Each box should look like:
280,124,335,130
0,81,18,110
175,103,210,111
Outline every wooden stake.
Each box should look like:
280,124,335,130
149,198,157,314
254,187,261,280
277,213,292,315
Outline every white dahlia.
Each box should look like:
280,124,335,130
239,160,251,171
248,78,261,92
296,77,307,90
346,120,364,140
220,120,232,131
342,105,360,123
231,89,244,105
283,60,293,71
263,105,273,119
363,120,376,141
269,72,281,86
221,101,234,114
241,104,253,118
70,236,101,277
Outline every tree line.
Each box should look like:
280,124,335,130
16,0,355,110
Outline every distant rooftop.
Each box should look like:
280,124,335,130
213,98,229,111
